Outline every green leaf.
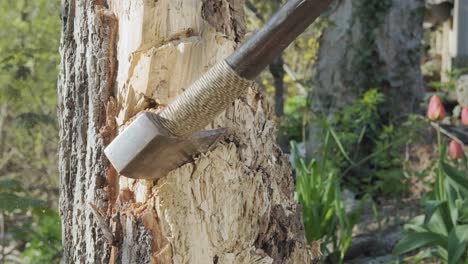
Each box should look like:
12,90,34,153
442,162,468,192
457,200,468,223
393,232,446,255
423,200,446,225
426,213,450,236
15,112,54,129
403,249,434,263
290,141,307,174
404,223,428,233
0,192,46,212
327,124,355,165
0,179,23,192
438,201,455,233
448,226,468,264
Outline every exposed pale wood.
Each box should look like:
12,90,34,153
110,0,236,127
110,0,313,262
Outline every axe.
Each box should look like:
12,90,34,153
105,0,333,179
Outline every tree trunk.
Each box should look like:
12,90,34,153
58,1,314,263
270,56,285,117
306,0,425,157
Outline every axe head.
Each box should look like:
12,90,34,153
104,112,225,180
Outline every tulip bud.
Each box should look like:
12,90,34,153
448,140,464,159
461,107,468,126
427,95,446,121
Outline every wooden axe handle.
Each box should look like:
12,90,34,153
226,0,333,80
157,0,333,137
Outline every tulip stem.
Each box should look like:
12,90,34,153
435,127,445,200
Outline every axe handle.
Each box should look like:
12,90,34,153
105,0,334,177
158,0,333,137
226,0,333,80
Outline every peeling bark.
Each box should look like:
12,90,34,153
58,0,314,263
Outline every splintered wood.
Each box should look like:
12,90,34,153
110,0,236,126
106,0,314,263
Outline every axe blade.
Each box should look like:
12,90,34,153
104,112,225,180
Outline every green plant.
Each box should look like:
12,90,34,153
429,68,468,92
393,130,468,263
370,115,425,195
292,131,363,263
0,178,62,263
0,1,61,261
0,0,60,194
20,209,62,263
322,89,385,173
315,89,421,196
279,95,308,142
0,178,46,213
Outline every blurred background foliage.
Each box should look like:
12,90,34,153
0,0,61,263
246,0,468,263
245,0,328,145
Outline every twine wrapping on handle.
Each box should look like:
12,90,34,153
154,60,253,137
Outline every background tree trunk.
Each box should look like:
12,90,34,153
270,56,285,118
58,0,314,263
306,0,425,157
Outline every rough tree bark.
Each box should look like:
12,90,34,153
307,0,425,157
58,0,314,263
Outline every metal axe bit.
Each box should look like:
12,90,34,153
104,0,333,180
